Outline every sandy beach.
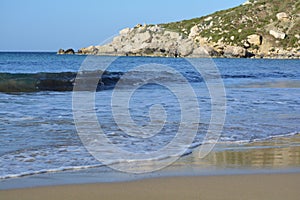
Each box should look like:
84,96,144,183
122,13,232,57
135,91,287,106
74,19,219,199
1,135,300,199
1,173,300,200
2,135,300,199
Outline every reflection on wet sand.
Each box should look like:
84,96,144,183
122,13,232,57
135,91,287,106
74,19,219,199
178,135,300,169
205,145,300,168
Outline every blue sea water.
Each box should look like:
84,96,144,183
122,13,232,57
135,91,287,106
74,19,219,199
0,52,299,180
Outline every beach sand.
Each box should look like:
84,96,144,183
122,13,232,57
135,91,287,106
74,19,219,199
2,135,300,200
2,173,300,200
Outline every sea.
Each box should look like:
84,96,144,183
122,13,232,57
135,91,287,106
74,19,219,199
0,52,299,186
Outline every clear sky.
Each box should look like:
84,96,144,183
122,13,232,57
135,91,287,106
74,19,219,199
0,0,245,51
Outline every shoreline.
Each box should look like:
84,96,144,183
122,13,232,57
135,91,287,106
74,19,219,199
62,51,300,59
1,134,300,190
1,51,300,59
2,173,300,200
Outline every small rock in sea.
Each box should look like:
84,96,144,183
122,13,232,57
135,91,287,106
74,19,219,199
64,49,75,55
57,48,75,55
57,49,65,54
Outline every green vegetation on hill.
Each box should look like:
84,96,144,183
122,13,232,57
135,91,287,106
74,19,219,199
159,0,300,51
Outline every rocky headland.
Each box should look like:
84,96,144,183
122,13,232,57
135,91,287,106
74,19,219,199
58,0,300,58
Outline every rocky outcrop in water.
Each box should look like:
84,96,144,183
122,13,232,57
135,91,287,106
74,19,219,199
75,25,213,57
74,25,248,58
57,48,75,55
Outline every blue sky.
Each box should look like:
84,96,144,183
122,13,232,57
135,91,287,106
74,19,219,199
0,0,245,51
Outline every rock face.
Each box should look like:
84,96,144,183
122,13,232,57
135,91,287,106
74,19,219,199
192,46,220,57
77,25,208,57
224,46,247,58
247,34,262,46
119,27,131,35
96,45,115,54
78,46,98,54
276,12,289,21
76,25,250,58
189,25,200,38
269,30,286,39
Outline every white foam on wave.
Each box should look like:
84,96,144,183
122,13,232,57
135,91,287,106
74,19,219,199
219,132,300,144
0,164,104,180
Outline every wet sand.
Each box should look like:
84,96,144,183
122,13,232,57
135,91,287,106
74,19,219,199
174,134,300,170
2,173,300,200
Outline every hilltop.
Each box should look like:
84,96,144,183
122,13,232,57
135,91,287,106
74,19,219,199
59,0,300,58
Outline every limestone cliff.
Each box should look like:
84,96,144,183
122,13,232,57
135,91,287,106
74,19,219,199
77,25,221,58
